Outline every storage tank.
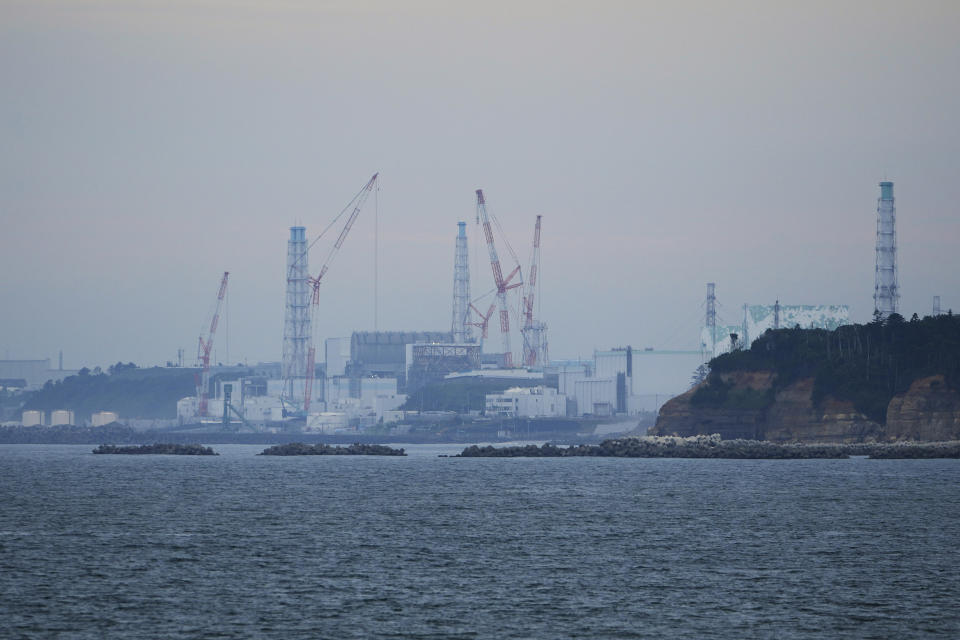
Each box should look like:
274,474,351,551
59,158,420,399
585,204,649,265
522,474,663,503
50,410,74,426
91,411,119,427
22,410,45,427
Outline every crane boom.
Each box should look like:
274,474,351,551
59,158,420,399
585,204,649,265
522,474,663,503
521,216,544,367
522,215,541,328
196,271,229,417
468,302,496,340
302,173,378,413
475,189,522,368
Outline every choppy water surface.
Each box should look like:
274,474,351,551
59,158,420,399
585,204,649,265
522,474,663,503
1,444,959,639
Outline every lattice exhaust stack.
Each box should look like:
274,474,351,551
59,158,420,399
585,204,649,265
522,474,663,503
452,222,473,343
873,181,899,318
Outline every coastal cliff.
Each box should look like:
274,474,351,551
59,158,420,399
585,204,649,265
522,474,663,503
885,375,960,441
652,314,960,443
652,375,888,443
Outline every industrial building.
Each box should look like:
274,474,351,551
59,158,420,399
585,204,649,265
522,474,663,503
406,342,482,390
703,302,851,357
549,346,701,416
346,330,452,387
0,359,78,390
325,337,351,377
485,386,565,418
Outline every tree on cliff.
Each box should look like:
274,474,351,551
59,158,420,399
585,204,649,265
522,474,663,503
694,313,960,423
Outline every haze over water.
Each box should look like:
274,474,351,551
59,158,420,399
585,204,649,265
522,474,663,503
2,1,959,367
2,445,958,638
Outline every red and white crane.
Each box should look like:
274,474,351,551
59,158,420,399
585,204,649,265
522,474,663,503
196,271,229,417
467,302,496,341
475,189,523,368
302,173,378,412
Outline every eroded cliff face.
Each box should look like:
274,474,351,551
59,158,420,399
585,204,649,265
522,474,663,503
885,375,960,441
763,378,882,443
651,386,764,440
650,371,770,440
652,372,891,443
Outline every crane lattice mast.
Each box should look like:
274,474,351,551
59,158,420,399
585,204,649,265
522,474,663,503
475,189,522,368
301,173,379,413
521,215,547,367
196,271,229,417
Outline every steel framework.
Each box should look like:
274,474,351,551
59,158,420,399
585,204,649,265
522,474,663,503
451,221,473,343
475,189,522,368
521,215,547,367
282,227,310,404
874,181,899,318
196,271,229,417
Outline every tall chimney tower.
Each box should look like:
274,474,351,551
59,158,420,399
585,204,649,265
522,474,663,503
873,181,899,318
282,226,310,401
452,221,473,343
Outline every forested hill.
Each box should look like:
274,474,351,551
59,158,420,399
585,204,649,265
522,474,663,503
21,365,197,420
699,313,960,423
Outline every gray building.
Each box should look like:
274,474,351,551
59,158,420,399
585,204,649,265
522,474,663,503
0,360,78,390
347,331,452,389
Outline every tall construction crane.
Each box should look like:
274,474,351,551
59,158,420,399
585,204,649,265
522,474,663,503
521,215,547,367
301,173,379,413
475,189,523,368
196,271,229,417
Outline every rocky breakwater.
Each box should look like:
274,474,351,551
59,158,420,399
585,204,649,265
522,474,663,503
457,435,960,459
93,443,218,455
259,442,406,456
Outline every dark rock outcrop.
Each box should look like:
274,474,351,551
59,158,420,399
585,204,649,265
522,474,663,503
93,443,218,455
258,442,406,456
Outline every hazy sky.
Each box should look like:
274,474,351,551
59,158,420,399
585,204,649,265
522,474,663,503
2,0,959,369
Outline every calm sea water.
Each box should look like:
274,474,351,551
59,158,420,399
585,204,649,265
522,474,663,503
1,444,959,639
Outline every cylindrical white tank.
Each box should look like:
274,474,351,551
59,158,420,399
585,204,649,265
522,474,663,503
51,410,74,426
92,411,119,427
22,410,45,427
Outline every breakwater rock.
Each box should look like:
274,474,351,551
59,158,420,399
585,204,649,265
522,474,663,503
456,435,960,459
93,443,218,455
259,442,406,456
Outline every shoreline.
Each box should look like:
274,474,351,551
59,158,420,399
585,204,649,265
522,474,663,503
456,435,960,459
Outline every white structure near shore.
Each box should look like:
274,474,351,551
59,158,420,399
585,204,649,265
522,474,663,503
485,386,565,418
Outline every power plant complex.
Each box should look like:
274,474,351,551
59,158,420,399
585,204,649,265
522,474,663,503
23,175,930,433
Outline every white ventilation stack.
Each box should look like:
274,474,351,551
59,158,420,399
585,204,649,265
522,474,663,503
873,181,899,318
452,221,473,343
282,226,310,401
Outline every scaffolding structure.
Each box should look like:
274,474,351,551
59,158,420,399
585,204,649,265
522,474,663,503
451,221,473,343
705,282,717,356
282,226,310,403
874,181,899,318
